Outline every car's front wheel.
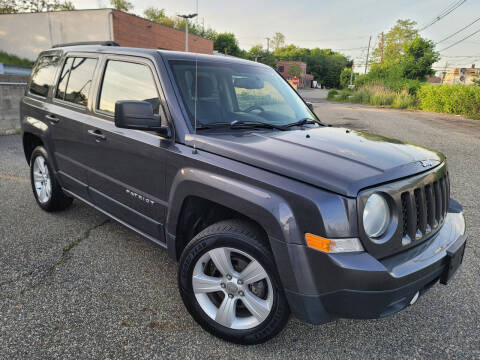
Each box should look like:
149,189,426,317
178,219,290,344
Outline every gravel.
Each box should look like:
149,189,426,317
0,98,478,359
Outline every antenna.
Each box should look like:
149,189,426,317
193,55,198,154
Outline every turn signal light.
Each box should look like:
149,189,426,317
305,233,364,253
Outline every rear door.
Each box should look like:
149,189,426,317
81,56,170,243
49,55,99,199
22,54,62,158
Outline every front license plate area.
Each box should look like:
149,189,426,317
440,236,466,285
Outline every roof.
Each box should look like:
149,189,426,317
41,45,267,68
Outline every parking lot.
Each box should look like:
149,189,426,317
1,93,479,359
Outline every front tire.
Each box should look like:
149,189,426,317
178,219,290,344
30,146,73,212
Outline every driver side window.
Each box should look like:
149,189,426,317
233,77,295,119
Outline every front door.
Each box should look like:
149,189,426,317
82,57,170,243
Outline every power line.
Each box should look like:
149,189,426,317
419,0,467,31
435,16,480,44
438,27,480,52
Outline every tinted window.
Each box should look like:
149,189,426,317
98,60,159,114
169,61,313,128
56,57,74,100
30,55,60,97
56,57,97,106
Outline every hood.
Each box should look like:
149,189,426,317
186,127,444,197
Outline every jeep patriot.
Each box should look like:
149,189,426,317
20,43,467,344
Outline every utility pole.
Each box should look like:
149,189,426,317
380,32,384,64
442,61,448,84
265,37,270,52
196,0,198,23
350,60,354,86
364,35,372,74
179,13,198,52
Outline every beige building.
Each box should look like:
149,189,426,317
442,65,479,85
0,9,213,61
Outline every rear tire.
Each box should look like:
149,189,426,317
178,219,290,344
30,146,73,212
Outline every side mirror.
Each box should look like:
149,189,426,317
306,102,314,112
114,100,171,137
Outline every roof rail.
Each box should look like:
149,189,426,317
52,41,120,48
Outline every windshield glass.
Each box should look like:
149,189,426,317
168,60,316,130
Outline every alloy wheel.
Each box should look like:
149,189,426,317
192,247,274,330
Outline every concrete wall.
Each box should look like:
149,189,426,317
0,75,28,135
0,9,113,61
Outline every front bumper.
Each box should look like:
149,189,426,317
278,200,466,324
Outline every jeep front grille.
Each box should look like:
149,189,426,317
400,173,450,245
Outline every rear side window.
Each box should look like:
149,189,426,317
55,57,97,106
98,60,159,114
29,55,60,97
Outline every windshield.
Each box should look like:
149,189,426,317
168,60,316,130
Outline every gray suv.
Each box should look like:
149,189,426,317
20,43,467,344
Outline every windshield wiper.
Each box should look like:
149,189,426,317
196,120,285,131
282,118,319,129
230,120,286,131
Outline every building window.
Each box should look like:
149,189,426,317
278,65,284,73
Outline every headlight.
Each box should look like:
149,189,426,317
363,194,390,238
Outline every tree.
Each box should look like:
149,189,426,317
402,37,439,80
0,0,18,13
340,68,355,88
288,63,302,78
110,0,133,12
214,33,241,57
1,0,75,13
271,32,285,51
144,7,167,23
246,45,277,67
372,19,418,64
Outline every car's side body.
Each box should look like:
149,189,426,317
20,45,467,329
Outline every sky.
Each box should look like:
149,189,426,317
72,0,480,73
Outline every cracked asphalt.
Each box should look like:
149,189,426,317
1,94,479,359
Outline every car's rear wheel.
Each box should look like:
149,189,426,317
178,219,290,344
30,146,73,212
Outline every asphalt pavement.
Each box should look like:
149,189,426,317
0,93,479,359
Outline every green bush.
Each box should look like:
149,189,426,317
337,89,352,101
418,84,480,117
370,92,395,106
327,89,338,100
392,90,416,109
0,51,34,67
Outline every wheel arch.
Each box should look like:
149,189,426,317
165,168,300,261
23,132,44,164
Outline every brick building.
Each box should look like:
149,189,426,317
276,61,314,88
0,9,213,61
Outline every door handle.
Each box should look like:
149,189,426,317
45,114,60,124
87,129,106,141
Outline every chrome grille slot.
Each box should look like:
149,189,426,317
400,173,450,246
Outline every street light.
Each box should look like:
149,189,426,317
178,13,198,52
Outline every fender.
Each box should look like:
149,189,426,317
165,167,301,244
